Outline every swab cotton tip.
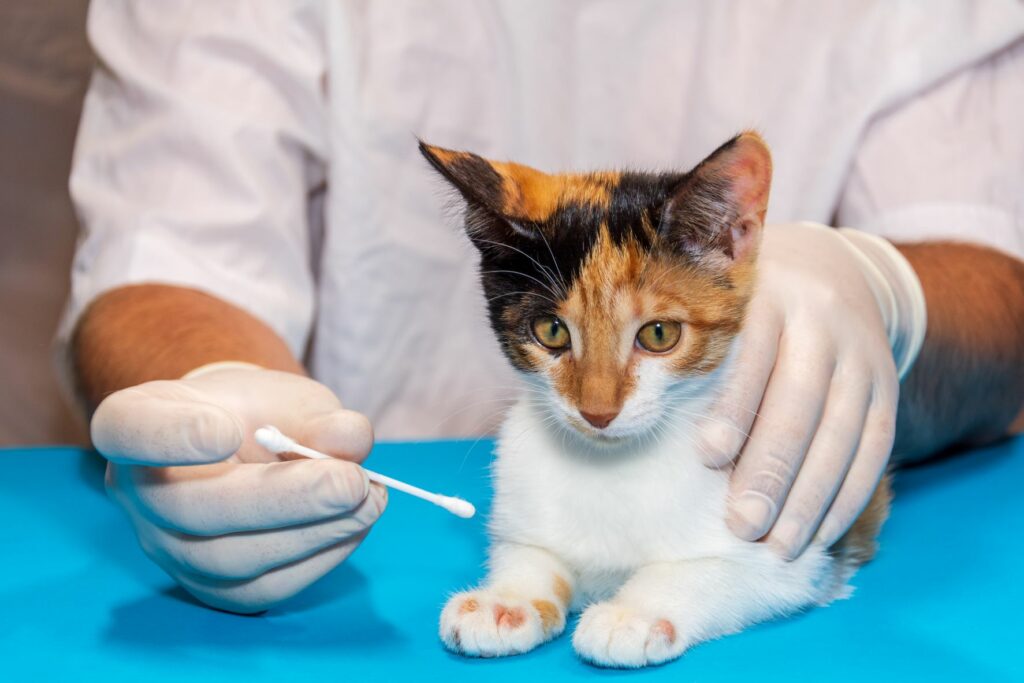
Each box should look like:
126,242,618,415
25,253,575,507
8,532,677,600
254,425,475,519
438,496,476,519
254,425,291,454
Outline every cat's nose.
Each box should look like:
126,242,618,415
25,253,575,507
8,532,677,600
580,410,619,429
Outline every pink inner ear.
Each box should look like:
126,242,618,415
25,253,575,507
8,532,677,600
721,136,771,261
729,216,758,261
725,140,772,222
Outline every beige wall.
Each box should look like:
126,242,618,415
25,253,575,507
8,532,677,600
0,2,92,445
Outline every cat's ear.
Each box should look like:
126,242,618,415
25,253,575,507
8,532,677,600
419,141,553,245
661,132,772,264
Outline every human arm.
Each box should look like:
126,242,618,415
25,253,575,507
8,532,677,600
891,242,1024,463
74,284,303,411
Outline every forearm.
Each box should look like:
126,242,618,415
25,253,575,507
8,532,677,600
892,242,1024,463
72,284,304,413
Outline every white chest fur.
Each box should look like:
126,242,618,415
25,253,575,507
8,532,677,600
488,397,833,605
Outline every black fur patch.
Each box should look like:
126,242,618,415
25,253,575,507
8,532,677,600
419,142,507,215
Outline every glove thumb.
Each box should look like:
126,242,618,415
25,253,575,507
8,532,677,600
92,381,243,466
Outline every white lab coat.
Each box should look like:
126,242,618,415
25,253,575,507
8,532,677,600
64,0,1024,438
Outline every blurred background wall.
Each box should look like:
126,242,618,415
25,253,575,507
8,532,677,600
0,2,92,445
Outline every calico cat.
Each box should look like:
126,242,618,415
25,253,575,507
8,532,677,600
420,133,890,668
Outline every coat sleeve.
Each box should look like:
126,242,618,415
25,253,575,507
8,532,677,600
61,0,328,357
835,37,1024,260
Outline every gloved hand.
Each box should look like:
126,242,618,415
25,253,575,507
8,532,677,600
91,363,386,613
696,222,926,559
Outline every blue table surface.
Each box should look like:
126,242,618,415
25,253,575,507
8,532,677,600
1,437,1021,682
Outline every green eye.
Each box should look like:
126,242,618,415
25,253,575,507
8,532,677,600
531,316,571,350
636,321,682,353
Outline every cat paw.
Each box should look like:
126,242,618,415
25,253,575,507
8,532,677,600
572,602,684,668
440,589,565,657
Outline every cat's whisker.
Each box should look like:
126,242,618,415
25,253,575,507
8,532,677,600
454,394,557,474
486,291,560,306
704,398,768,421
426,396,524,434
472,237,566,298
466,214,564,295
502,415,544,451
669,405,755,443
533,224,569,296
659,394,763,453
479,269,563,302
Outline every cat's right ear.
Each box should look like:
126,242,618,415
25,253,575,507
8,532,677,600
419,141,551,247
419,141,509,214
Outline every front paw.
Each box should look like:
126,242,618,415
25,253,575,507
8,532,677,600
440,588,565,657
572,602,684,668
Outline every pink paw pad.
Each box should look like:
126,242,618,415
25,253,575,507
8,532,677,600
493,604,527,629
650,618,676,645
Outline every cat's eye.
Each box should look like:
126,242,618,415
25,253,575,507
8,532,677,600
531,316,571,351
636,321,682,353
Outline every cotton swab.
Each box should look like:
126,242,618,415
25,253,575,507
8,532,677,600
253,425,476,519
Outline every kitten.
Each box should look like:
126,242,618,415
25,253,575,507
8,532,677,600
420,133,890,668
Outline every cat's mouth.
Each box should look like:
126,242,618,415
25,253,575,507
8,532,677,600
562,414,645,446
586,433,632,447
538,395,658,447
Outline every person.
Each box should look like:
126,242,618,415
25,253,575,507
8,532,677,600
62,1,1024,614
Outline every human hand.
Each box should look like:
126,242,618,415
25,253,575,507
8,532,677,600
696,223,925,559
91,363,385,613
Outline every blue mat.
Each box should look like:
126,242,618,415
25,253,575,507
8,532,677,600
0,437,1020,681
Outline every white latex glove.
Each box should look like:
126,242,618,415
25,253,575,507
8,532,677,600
697,222,926,559
92,363,386,613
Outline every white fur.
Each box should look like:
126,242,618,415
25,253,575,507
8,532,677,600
440,353,851,667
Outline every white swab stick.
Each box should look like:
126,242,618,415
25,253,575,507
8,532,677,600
254,425,476,519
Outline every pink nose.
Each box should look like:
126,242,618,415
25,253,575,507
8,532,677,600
580,410,619,429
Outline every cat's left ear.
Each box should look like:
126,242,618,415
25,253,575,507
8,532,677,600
662,132,772,264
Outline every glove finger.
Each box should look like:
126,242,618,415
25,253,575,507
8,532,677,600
172,532,370,614
815,377,898,548
726,332,834,541
145,484,386,581
118,457,371,535
92,382,243,466
763,370,871,560
300,409,375,463
694,300,781,468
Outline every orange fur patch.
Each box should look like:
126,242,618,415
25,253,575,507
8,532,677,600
553,575,572,607
832,476,891,565
531,600,561,633
490,162,619,222
1011,409,1024,435
459,598,479,615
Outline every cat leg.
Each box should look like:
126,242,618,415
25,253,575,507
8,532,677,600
573,552,829,667
440,543,574,657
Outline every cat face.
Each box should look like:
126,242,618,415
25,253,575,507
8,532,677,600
422,134,772,443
